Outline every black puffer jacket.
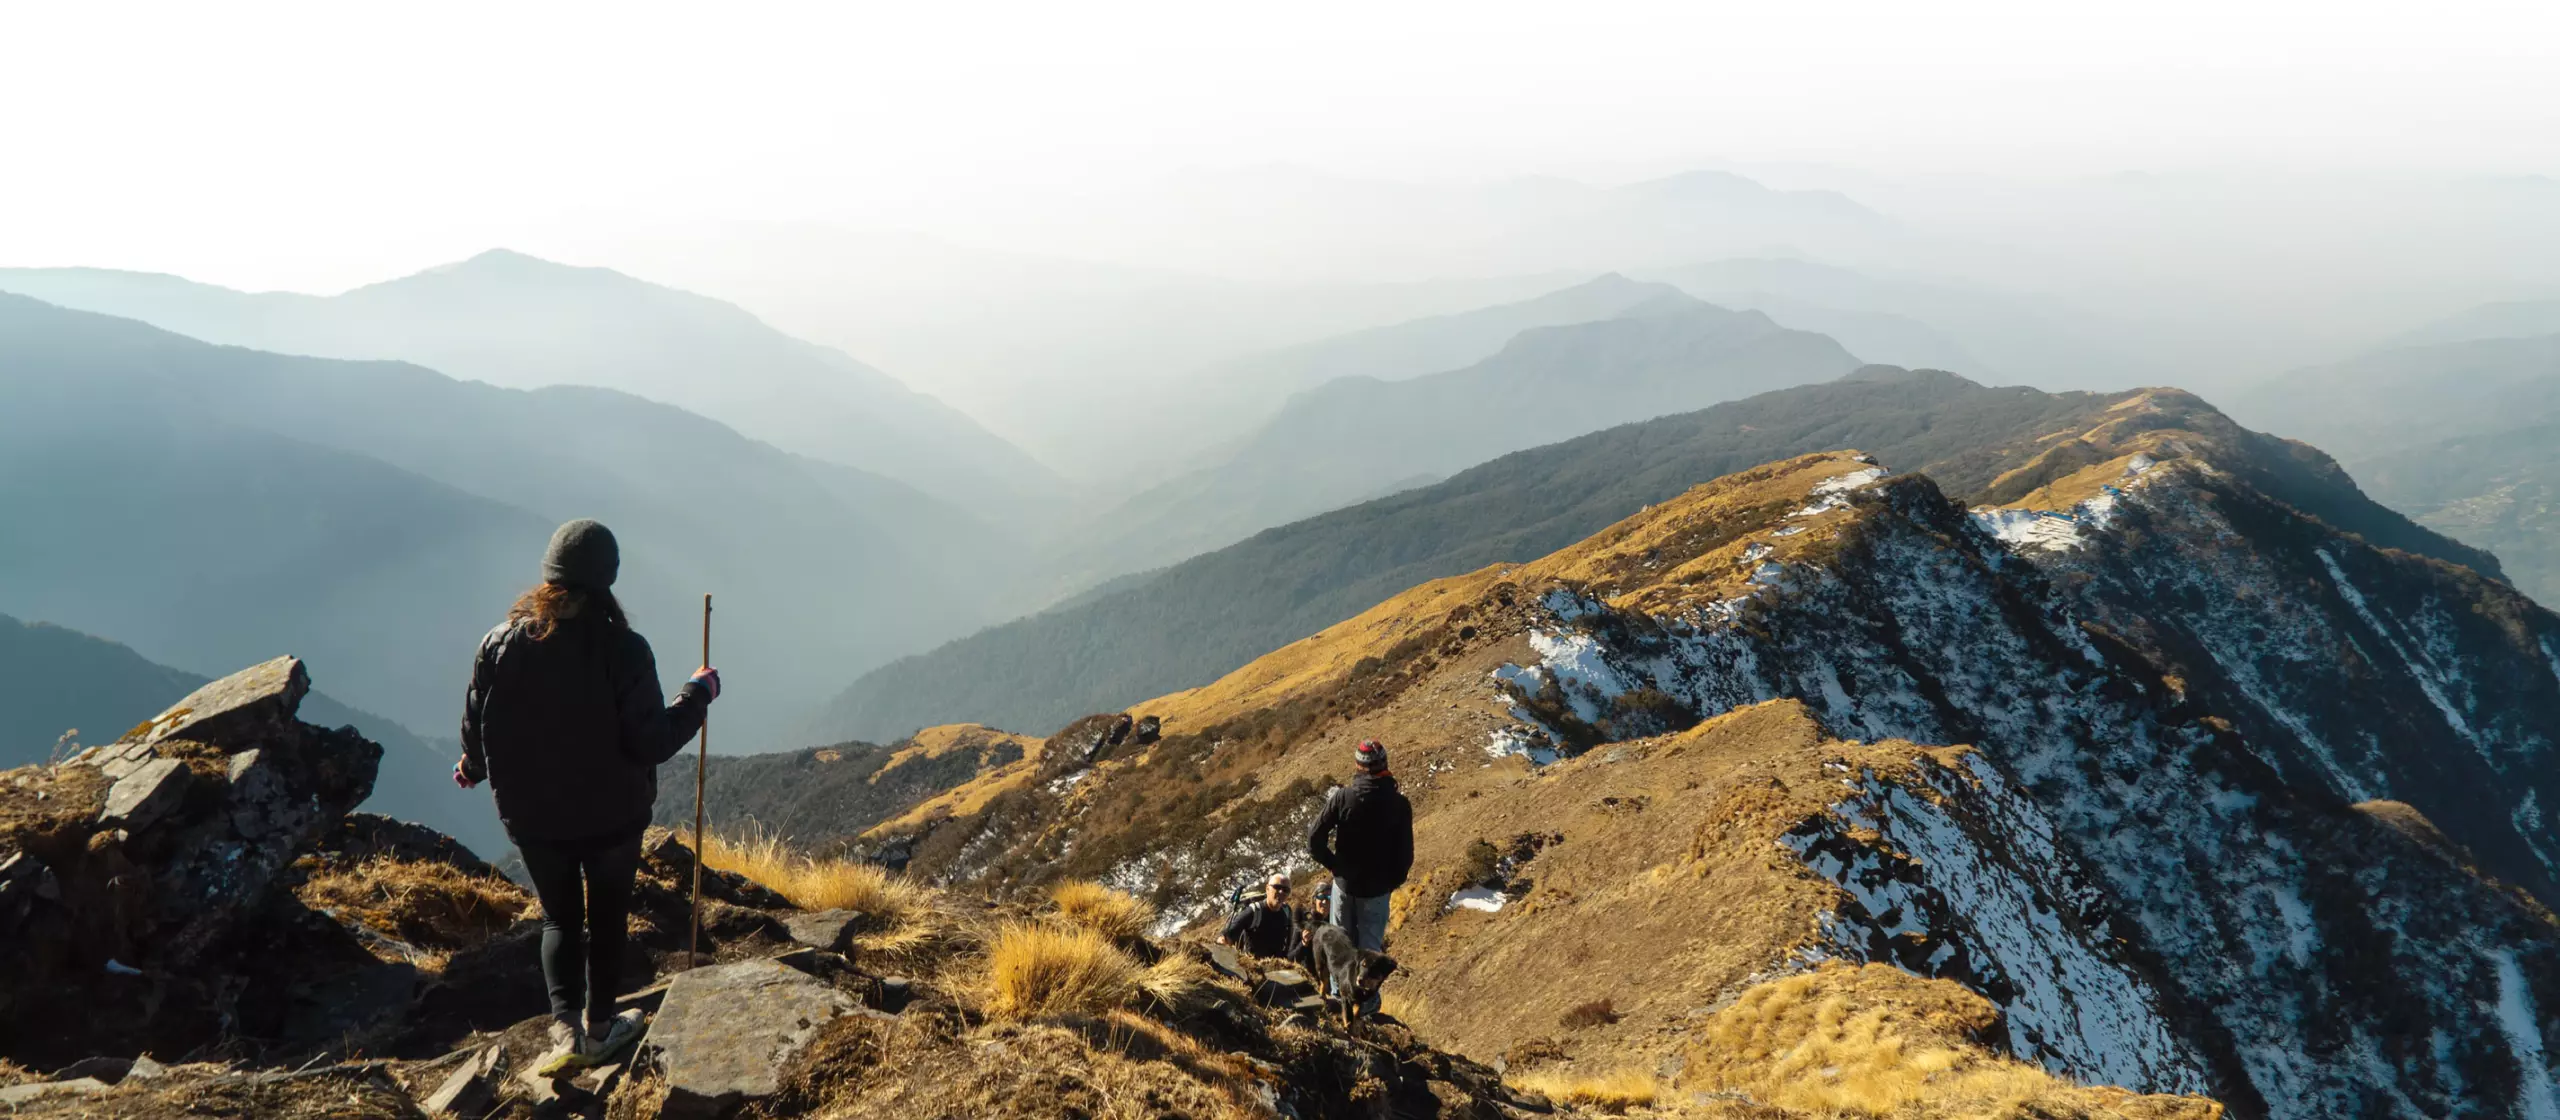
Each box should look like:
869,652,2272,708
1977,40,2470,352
460,618,709,843
1306,773,1414,899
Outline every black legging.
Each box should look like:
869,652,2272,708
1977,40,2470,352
515,828,644,1031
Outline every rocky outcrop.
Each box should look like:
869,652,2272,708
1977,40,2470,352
0,655,379,1064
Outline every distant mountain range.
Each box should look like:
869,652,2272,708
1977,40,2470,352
805,367,2491,744
0,293,1011,751
0,250,1061,522
2384,299,2560,348
1634,257,2157,389
0,612,503,858
1048,288,1866,588
2230,327,2560,603
1132,273,1677,474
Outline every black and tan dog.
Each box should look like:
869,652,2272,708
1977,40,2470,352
1307,922,1398,1030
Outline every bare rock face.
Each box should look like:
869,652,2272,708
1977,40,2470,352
128,655,311,748
0,655,382,1066
645,958,861,1119
781,909,865,955
99,757,191,830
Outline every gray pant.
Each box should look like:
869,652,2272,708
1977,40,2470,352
1329,888,1391,951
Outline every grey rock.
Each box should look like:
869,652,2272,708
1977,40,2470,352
782,908,865,954
127,1055,167,1081
50,1056,132,1083
128,655,309,749
647,958,858,1119
423,1044,503,1117
100,757,192,829
97,739,163,779
1204,943,1247,980
225,748,308,838
0,1078,110,1104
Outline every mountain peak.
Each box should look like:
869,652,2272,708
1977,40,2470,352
402,247,625,288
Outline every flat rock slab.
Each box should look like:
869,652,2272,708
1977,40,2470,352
422,1044,503,1117
648,958,857,1119
0,1077,110,1105
782,909,865,954
130,655,309,749
1204,944,1247,981
101,757,192,830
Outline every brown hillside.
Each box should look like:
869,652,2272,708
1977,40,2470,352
870,439,2560,1117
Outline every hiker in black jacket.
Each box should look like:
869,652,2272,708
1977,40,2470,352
1306,739,1413,957
456,519,718,1073
1220,873,1298,958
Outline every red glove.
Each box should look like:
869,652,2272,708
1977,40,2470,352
690,666,721,701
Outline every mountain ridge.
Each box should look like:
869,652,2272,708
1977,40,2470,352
1048,290,1868,591
805,369,2494,745
0,252,1060,521
862,444,2560,1116
0,292,1002,748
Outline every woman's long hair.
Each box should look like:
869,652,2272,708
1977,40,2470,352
506,582,629,641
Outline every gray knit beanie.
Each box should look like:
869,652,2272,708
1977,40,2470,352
542,519,619,589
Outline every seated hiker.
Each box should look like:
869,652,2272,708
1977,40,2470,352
1219,873,1298,958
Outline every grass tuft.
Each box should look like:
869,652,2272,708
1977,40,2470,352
701,827,929,922
1048,879,1155,941
296,855,527,962
1508,1068,1660,1113
981,921,1142,1021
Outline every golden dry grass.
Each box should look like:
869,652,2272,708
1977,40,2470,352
1508,1067,1661,1113
980,921,1143,1021
1133,951,1220,1016
1049,879,1155,941
700,828,928,922
1684,964,2221,1119
296,856,527,960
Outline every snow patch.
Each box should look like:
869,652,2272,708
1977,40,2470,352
2492,950,2560,1120
2317,548,2493,766
1811,466,1887,496
1484,726,1558,767
1448,886,1506,913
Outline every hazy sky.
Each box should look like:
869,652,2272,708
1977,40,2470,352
4,0,2557,292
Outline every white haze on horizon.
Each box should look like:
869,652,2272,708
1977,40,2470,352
4,0,2560,454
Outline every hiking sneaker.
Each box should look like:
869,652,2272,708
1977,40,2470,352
534,1016,587,1078
583,1010,644,1063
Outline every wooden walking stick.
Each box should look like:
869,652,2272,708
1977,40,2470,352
690,593,711,964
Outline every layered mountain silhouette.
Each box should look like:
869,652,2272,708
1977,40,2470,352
0,612,503,857
1133,273,1678,474
2228,331,2560,602
1053,290,1866,588
0,293,1008,750
860,422,2560,1116
0,251,1060,521
806,368,2490,746
2387,298,2560,347
1634,257,2160,389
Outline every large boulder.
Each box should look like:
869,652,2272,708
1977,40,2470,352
126,655,310,748
0,656,382,1066
645,958,862,1118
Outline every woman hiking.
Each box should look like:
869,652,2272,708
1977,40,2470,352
455,519,719,1073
